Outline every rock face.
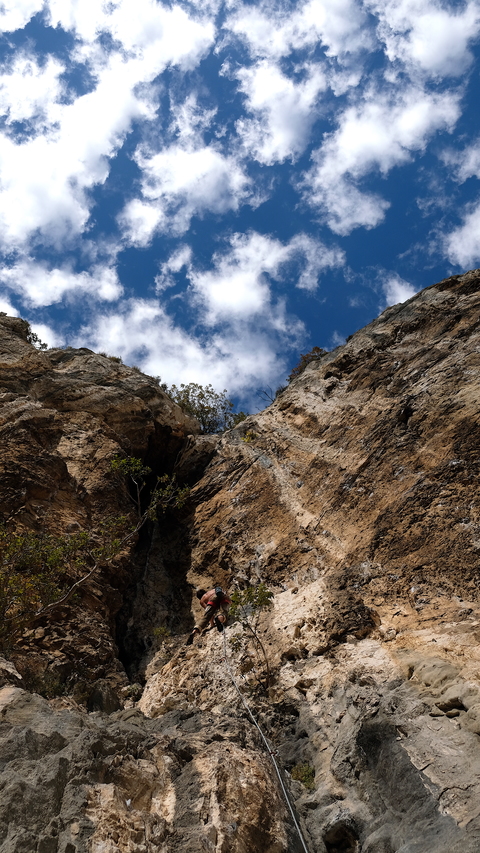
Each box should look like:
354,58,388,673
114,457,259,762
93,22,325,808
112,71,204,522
0,270,480,852
0,313,198,693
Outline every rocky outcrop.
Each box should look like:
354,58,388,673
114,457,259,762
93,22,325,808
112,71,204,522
0,685,291,853
0,269,480,852
0,313,198,695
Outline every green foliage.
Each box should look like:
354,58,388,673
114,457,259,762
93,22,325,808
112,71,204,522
288,346,327,382
153,625,172,653
291,762,315,790
110,455,189,519
228,633,244,654
26,326,48,350
232,410,248,426
241,430,256,443
229,583,274,691
110,455,151,481
229,583,274,619
0,517,132,651
162,381,247,434
153,625,171,642
147,474,190,519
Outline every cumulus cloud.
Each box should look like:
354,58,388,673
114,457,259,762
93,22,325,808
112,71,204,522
330,330,346,348
78,231,344,398
0,0,43,32
226,0,372,60
74,297,299,399
120,142,251,243
29,322,65,348
382,274,417,306
303,87,460,233
444,204,480,269
0,261,122,307
0,4,214,252
368,0,480,77
0,0,478,398
188,231,345,324
0,54,65,131
0,294,19,316
442,138,480,183
438,137,480,268
47,0,215,70
156,245,193,292
235,60,326,164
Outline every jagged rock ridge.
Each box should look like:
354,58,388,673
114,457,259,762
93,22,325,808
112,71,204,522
0,269,479,853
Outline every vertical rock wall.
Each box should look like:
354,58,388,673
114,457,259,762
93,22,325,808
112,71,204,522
0,270,480,852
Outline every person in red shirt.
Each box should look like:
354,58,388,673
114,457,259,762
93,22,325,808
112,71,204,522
186,586,231,645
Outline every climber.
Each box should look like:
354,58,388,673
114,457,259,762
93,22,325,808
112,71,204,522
186,585,231,645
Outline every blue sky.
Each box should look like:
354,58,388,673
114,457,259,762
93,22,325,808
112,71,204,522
0,0,479,409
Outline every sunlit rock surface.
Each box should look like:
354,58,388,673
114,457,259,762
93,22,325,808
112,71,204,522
0,270,479,852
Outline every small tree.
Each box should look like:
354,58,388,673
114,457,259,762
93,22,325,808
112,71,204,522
229,583,274,691
161,382,247,433
0,517,131,650
0,457,190,652
26,324,48,350
288,346,327,382
109,455,190,519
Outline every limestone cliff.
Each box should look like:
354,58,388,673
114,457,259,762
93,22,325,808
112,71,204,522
0,269,480,853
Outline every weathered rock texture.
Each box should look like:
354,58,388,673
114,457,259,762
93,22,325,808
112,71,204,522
0,269,480,853
0,314,198,692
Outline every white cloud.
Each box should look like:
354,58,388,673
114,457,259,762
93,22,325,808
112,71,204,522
382,274,417,306
47,0,215,70
235,60,326,164
0,4,214,252
440,136,480,267
120,142,251,243
76,231,344,398
0,0,43,32
330,330,346,348
0,54,65,130
29,322,65,348
442,138,480,183
188,231,344,323
226,0,372,60
156,245,192,292
444,203,480,269
74,296,300,399
0,294,18,315
368,0,480,77
303,87,460,233
307,175,390,236
0,261,122,307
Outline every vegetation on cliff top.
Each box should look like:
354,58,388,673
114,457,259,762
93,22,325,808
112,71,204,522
160,381,247,433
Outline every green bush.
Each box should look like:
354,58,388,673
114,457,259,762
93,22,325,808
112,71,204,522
26,325,48,350
0,518,131,650
109,455,190,518
288,346,327,382
161,381,247,433
291,762,315,790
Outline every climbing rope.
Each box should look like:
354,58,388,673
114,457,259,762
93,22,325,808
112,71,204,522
221,629,311,853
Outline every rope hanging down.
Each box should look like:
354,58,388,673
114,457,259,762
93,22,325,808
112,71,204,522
221,630,311,853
